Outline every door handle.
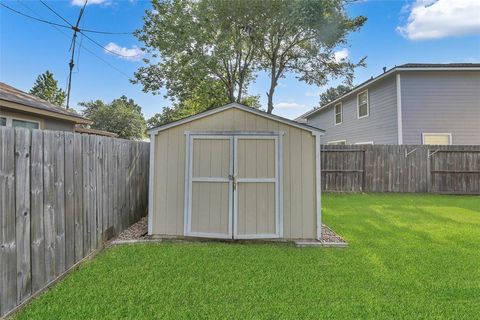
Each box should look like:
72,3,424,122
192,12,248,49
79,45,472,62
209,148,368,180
229,174,237,190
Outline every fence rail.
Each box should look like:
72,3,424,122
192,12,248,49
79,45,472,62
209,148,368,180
0,127,149,317
321,144,480,194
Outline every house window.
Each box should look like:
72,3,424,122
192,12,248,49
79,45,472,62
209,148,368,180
327,140,347,145
334,103,342,125
357,90,369,118
1,116,40,129
422,133,452,145
12,119,39,129
355,141,374,145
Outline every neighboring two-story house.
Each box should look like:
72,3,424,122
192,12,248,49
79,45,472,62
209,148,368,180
296,64,480,145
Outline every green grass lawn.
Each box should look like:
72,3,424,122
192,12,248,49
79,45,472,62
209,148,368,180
14,194,480,319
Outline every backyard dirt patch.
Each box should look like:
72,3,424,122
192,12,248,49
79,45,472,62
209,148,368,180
114,217,346,247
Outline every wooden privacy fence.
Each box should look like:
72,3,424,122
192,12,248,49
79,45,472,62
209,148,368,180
0,127,149,317
321,144,480,194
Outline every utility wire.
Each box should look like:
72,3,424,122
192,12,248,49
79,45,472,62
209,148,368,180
39,0,73,27
1,2,133,35
7,1,132,79
81,28,132,35
19,0,131,78
0,2,71,29
79,31,142,59
36,0,139,59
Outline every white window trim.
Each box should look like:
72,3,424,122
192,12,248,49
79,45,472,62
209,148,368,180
357,89,369,119
422,133,452,145
334,102,342,125
1,115,41,129
327,139,347,145
355,141,374,145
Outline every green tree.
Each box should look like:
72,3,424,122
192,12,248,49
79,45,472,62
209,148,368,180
146,80,260,128
30,70,66,107
252,0,366,113
134,0,260,106
79,96,146,140
319,84,353,106
135,0,366,114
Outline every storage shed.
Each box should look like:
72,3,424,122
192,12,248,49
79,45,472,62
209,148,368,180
147,103,324,240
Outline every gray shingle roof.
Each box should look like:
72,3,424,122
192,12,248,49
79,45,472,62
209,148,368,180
0,81,89,122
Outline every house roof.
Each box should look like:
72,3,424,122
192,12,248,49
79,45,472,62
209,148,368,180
147,102,324,135
74,126,119,137
296,63,480,121
0,82,91,124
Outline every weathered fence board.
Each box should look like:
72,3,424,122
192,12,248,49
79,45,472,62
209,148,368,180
0,127,17,316
0,128,149,317
15,128,32,303
321,144,480,194
30,129,45,293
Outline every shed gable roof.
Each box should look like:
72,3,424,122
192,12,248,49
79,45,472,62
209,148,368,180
147,103,324,135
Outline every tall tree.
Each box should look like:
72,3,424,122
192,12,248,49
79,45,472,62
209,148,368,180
30,70,66,107
253,0,366,113
135,0,365,115
79,96,146,140
319,84,353,106
146,80,260,128
134,0,260,106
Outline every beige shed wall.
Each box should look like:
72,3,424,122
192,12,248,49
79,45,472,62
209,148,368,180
151,107,317,239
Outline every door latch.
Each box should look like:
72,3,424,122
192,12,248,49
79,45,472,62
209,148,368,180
229,174,237,190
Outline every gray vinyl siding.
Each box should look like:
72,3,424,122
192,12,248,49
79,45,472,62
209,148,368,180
401,71,480,145
307,74,398,144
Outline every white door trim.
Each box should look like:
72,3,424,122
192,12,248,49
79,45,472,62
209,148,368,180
233,134,282,240
184,132,283,240
184,134,233,239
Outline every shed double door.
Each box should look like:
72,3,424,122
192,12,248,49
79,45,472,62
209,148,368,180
185,134,281,239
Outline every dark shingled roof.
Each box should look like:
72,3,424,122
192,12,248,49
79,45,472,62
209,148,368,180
0,81,89,122
399,63,480,68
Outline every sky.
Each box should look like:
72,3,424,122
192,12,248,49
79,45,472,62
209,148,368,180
1,0,480,120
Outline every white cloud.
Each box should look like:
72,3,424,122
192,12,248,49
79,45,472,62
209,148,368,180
71,0,110,6
334,48,349,62
104,42,143,61
274,102,306,109
397,0,480,40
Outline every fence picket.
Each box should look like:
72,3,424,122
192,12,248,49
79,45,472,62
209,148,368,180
14,128,32,303
30,130,45,293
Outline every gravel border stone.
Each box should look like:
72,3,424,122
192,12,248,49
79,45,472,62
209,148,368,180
112,217,347,248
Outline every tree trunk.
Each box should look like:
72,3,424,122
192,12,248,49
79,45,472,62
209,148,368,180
266,70,277,114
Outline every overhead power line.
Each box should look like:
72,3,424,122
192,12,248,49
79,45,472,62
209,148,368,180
0,3,70,29
2,0,133,105
79,31,142,59
1,2,133,35
81,28,132,35
16,0,131,79
39,0,72,27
